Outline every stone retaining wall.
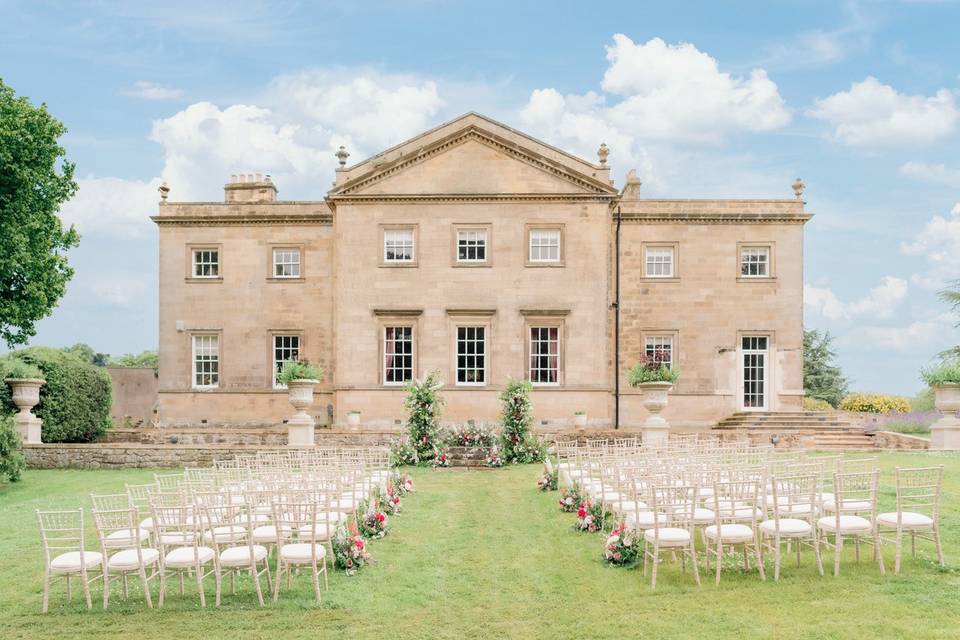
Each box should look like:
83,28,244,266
869,431,931,450
24,444,287,469
100,427,404,447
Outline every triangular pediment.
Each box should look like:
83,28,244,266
328,113,617,198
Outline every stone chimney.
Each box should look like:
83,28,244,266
224,173,278,203
621,169,641,201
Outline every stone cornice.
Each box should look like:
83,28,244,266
152,213,333,226
616,198,812,224
618,212,812,224
327,193,616,205
519,308,571,317
328,126,619,199
372,308,423,317
445,308,497,316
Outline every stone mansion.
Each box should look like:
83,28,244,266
152,112,810,431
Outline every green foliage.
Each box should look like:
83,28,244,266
802,396,833,411
388,439,419,467
803,329,848,408
939,280,960,359
277,359,323,385
0,415,25,482
63,343,110,367
840,393,911,415
0,79,80,348
911,388,936,411
920,359,960,386
0,347,111,442
108,350,158,368
403,371,444,462
0,357,44,380
499,379,544,463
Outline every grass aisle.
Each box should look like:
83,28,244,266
2,454,960,639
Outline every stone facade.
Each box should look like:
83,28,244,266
107,367,158,427
153,112,810,430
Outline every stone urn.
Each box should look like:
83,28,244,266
347,411,361,427
573,412,587,428
930,383,960,450
638,381,673,447
4,378,45,444
286,379,319,447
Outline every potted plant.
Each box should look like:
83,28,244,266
921,359,960,449
628,351,680,447
278,359,323,447
347,410,361,427
573,411,587,427
2,359,46,444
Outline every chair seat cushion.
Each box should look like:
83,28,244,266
108,548,160,570
760,518,812,535
877,512,934,529
219,545,268,567
164,546,215,567
690,507,716,523
777,502,816,516
252,524,292,543
624,511,668,528
615,500,648,513
159,531,196,545
818,515,872,533
705,523,755,542
202,525,247,544
50,551,103,573
643,527,691,545
139,517,155,531
105,528,150,547
280,543,327,562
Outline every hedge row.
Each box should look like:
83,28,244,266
0,347,111,442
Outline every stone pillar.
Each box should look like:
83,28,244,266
930,383,960,450
286,380,318,447
638,381,673,447
4,378,45,444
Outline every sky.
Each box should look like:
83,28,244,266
1,0,958,396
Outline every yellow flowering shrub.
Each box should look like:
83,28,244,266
803,397,833,411
839,393,911,414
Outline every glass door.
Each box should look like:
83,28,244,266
741,336,768,410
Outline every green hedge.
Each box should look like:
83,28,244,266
0,347,112,442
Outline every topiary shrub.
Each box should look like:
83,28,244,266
0,347,111,442
839,393,911,415
0,415,25,482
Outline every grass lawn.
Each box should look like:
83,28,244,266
2,452,960,639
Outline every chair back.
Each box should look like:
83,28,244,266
36,508,87,568
895,466,944,520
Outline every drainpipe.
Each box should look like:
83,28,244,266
614,205,621,429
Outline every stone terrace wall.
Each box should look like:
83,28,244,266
100,427,404,446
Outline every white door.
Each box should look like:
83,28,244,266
741,336,768,411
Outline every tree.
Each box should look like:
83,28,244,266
109,350,159,368
939,279,960,360
0,78,79,348
63,343,110,367
803,328,848,408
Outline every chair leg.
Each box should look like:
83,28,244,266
894,528,903,575
311,562,322,604
874,532,885,575
158,569,167,608
774,536,782,581
273,560,283,602
252,562,265,607
139,565,153,609
834,534,843,577
715,541,723,586
911,532,917,559
41,570,50,614
934,524,945,567
689,542,701,586
754,540,765,581
650,545,659,589
122,573,129,600
813,532,824,576
81,569,92,611
196,565,206,608
322,559,329,591
66,574,72,601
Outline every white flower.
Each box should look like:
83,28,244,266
606,535,619,546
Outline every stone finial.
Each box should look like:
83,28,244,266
597,143,609,166
622,169,642,200
158,182,170,201
792,177,805,200
335,145,350,168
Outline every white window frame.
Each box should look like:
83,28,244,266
456,229,487,263
272,248,301,279
191,334,219,389
192,248,219,278
383,229,415,263
740,246,770,278
383,326,414,385
645,246,674,278
644,335,674,369
740,335,770,410
272,334,301,389
455,326,486,386
529,326,561,386
528,228,561,263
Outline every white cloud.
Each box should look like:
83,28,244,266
120,81,184,100
809,77,958,148
901,202,960,289
839,313,955,353
899,161,960,187
58,175,161,238
805,276,908,321
526,35,789,147
85,275,148,307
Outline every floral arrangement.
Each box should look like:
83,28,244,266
499,378,541,463
485,448,503,467
603,522,639,567
573,501,610,533
447,422,498,448
432,450,450,468
390,472,415,495
379,484,402,515
360,511,389,539
332,522,371,575
403,371,445,463
559,483,585,512
388,439,420,467
537,467,558,491
628,350,679,385
277,358,324,385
